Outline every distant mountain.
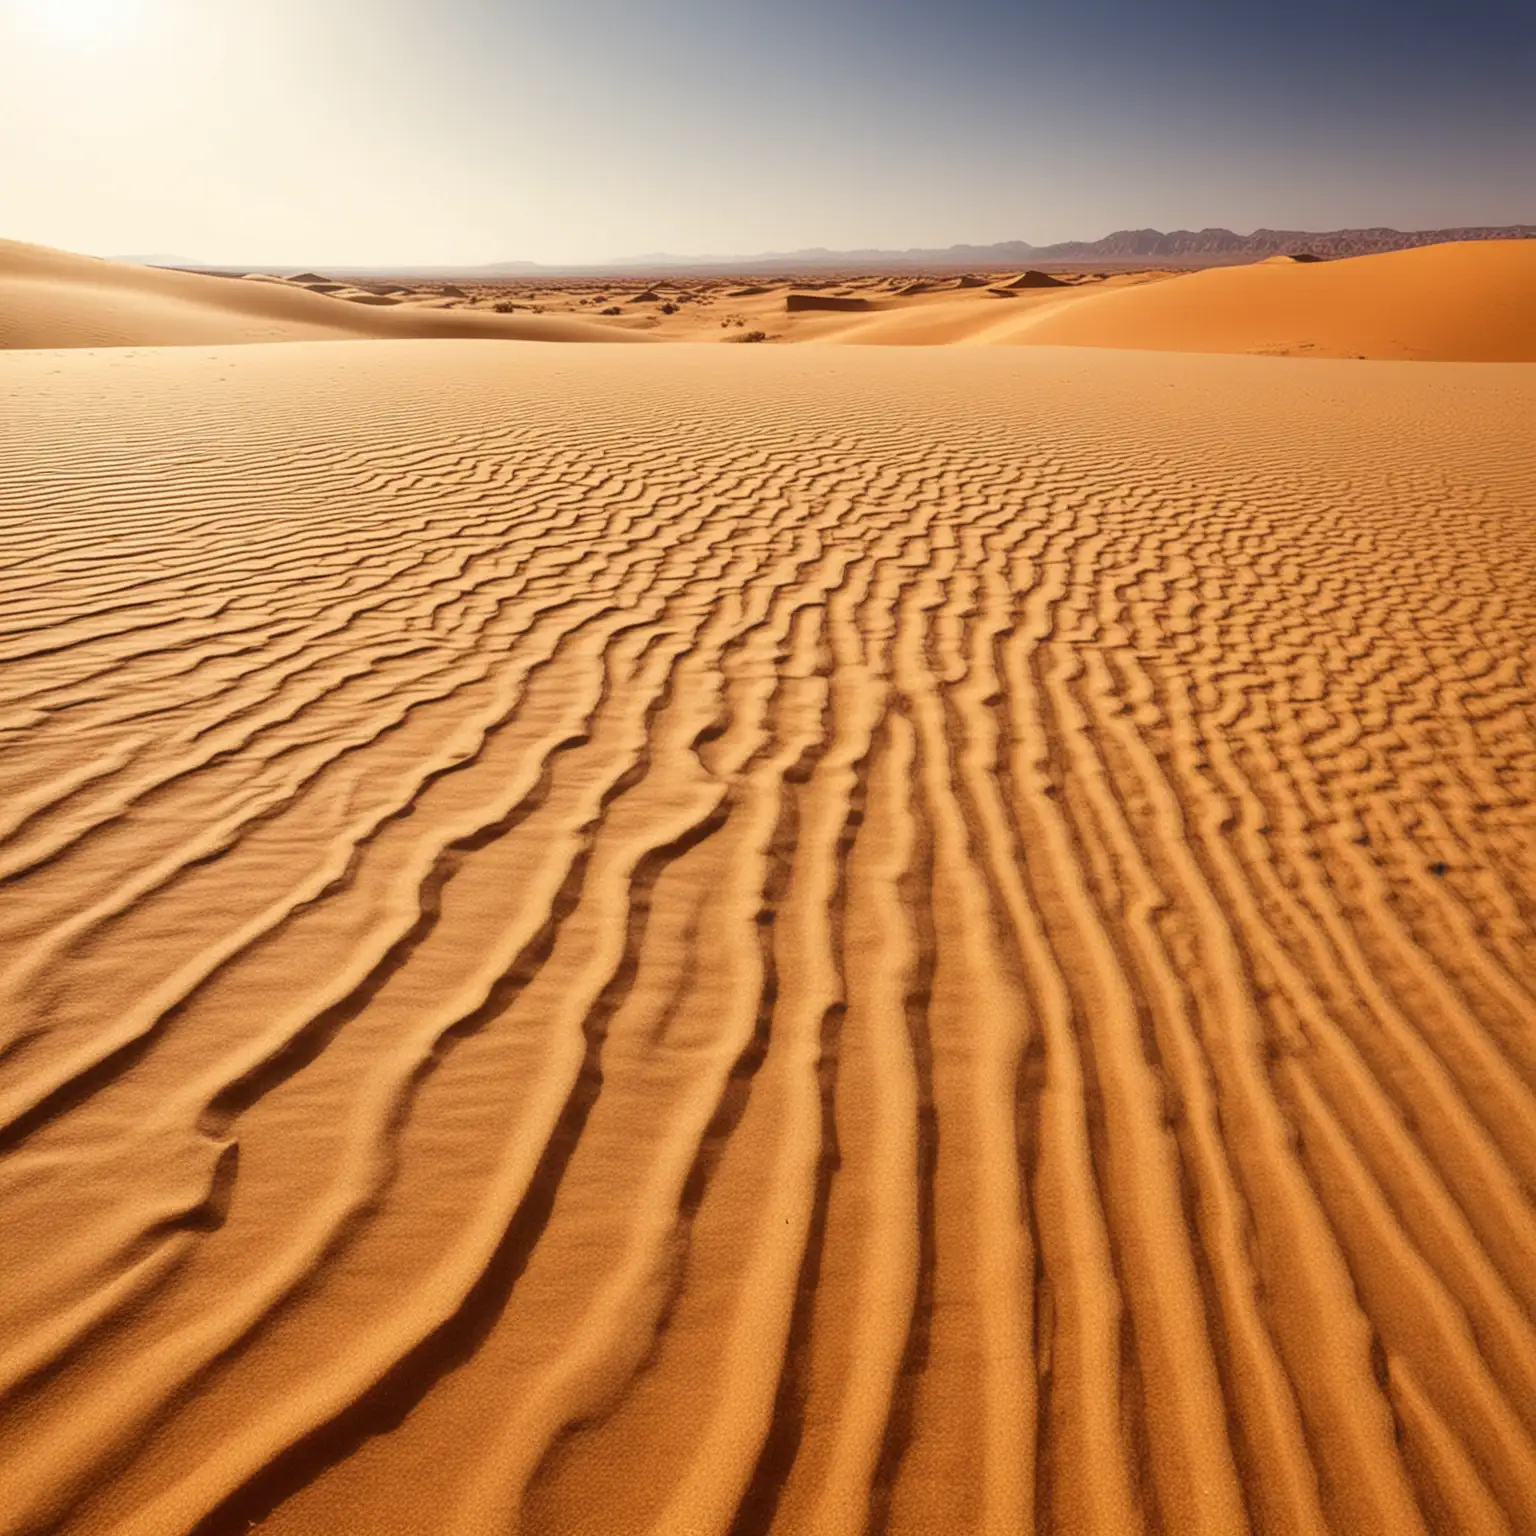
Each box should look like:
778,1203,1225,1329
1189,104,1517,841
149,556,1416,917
479,225,1536,275
590,240,1043,272
1022,225,1536,264
121,226,1536,280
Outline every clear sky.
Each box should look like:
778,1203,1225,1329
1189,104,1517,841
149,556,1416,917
1,0,1532,265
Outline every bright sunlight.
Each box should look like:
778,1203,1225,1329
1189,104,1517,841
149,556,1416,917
20,0,140,42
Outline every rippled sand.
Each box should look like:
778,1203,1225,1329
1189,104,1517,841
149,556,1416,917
1,342,1533,1535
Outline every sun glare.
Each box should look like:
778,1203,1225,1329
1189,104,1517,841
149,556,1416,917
26,0,138,42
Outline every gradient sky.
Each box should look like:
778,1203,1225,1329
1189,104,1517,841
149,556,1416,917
2,0,1532,265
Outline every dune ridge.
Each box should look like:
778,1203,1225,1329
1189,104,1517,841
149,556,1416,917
0,239,651,348
0,340,1532,1534
995,239,1536,359
6,236,1536,358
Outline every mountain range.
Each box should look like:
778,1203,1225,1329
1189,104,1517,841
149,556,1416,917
117,224,1536,278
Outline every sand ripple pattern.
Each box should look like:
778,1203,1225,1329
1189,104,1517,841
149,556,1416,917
0,343,1533,1536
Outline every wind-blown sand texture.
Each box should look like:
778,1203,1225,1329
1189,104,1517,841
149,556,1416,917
1,338,1533,1535
9,237,1536,358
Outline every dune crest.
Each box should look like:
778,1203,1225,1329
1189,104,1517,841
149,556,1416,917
0,239,651,349
1000,268,1068,288
5,238,1534,358
785,292,880,312
992,239,1536,359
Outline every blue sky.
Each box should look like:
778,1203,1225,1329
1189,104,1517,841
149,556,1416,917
1,0,1531,263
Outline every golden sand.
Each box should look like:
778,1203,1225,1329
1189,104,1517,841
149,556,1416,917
7,236,1536,359
1,247,1534,1536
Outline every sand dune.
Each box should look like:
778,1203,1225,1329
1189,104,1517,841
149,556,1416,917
999,269,1068,289
997,239,1536,358
0,240,650,348
774,242,1536,356
785,292,881,312
1,338,1532,1535
6,238,1534,357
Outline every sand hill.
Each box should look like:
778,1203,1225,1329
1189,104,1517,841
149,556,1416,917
996,239,1536,360
0,248,1533,1536
785,292,880,312
0,239,651,348
1000,269,1068,288
5,237,1535,359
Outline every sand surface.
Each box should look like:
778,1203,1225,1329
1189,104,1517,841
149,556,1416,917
8,237,1536,358
1,337,1533,1535
1005,240,1536,359
0,241,652,348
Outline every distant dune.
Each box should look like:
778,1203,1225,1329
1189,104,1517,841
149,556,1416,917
779,241,1536,358
785,292,879,312
991,240,1536,360
999,269,1068,289
0,239,651,348
7,236,1533,359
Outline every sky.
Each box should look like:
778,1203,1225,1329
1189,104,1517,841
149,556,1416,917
1,0,1532,266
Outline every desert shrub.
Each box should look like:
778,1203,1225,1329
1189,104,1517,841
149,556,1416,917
739,330,769,343
660,302,679,315
492,300,518,313
601,306,623,316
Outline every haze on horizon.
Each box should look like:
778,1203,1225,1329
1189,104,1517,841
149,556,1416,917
1,0,1532,268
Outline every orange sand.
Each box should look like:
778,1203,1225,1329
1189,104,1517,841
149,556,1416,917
1,252,1535,1536
7,236,1536,358
1002,239,1536,359
0,240,651,347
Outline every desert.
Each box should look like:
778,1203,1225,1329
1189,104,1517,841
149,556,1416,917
1,225,1533,1534
4,0,1536,1524
7,236,1536,359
